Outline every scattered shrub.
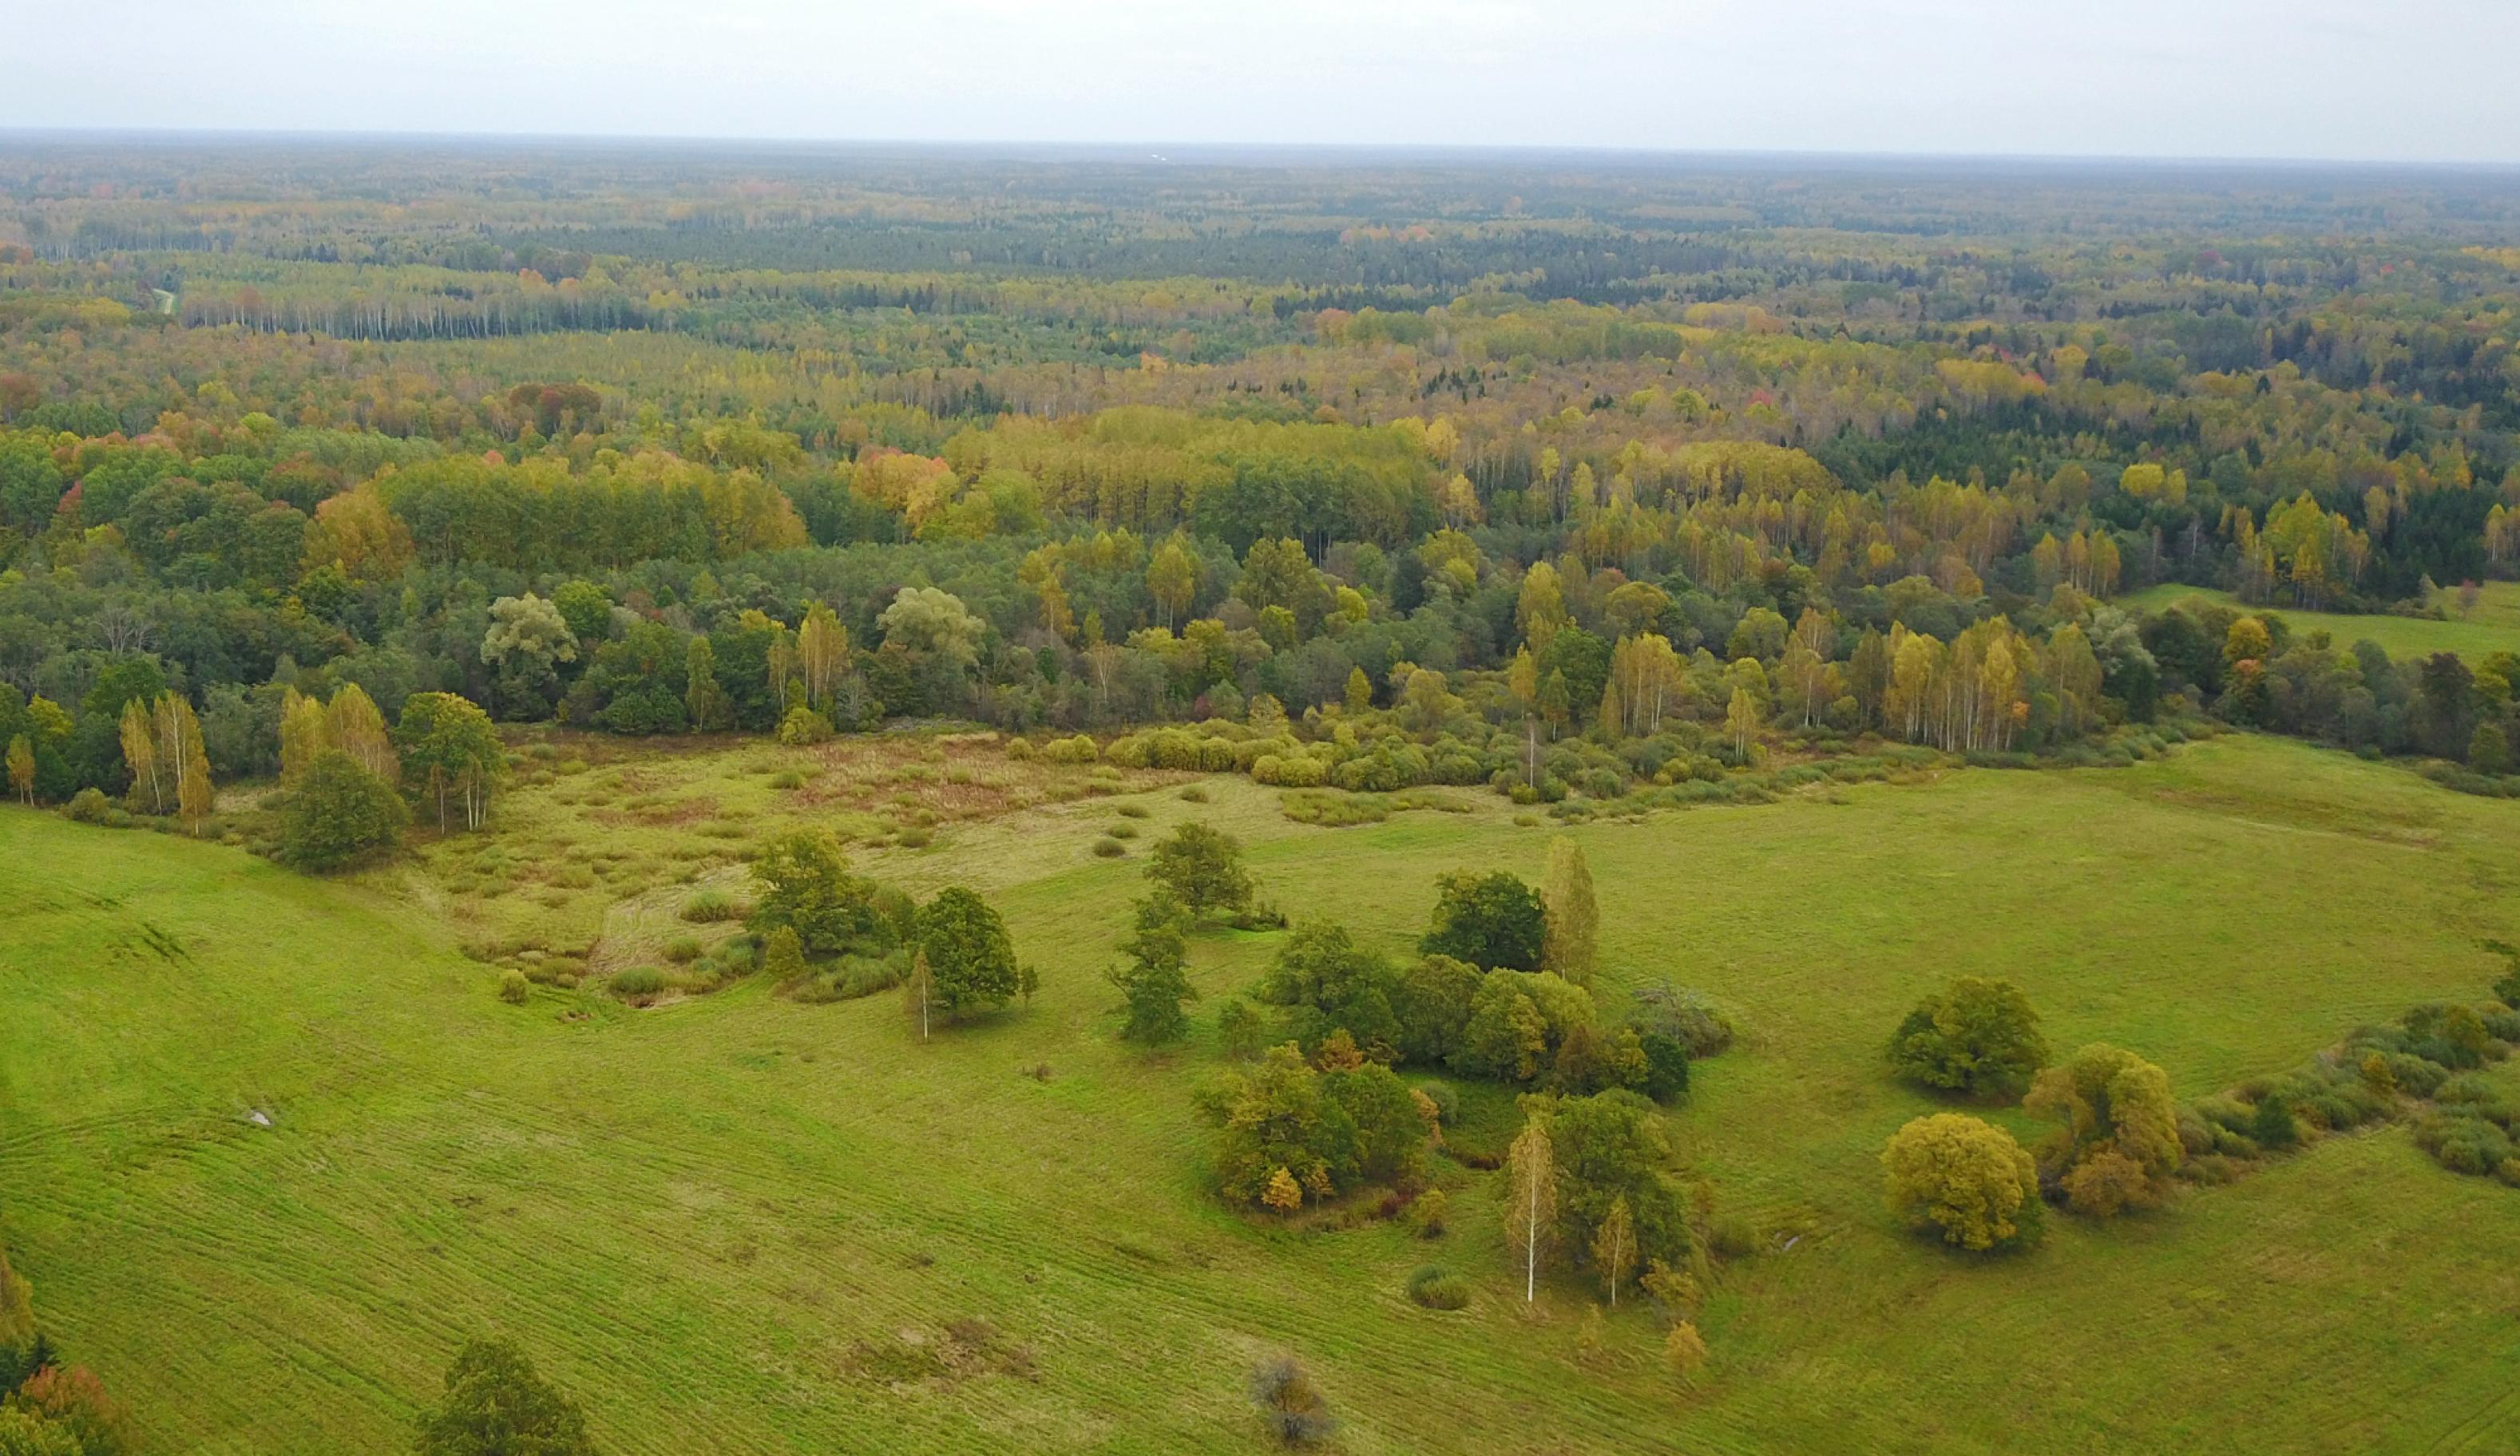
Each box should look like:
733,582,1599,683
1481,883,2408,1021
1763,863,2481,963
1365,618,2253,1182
1178,785,1210,803
1114,801,1151,819
1247,1356,1334,1447
775,706,835,746
1664,1322,1710,1383
1040,734,1100,764
61,787,117,825
497,969,530,1004
1630,980,1735,1058
680,889,742,923
612,966,666,999
1404,1188,1448,1238
1091,837,1127,858
1405,1264,1471,1310
664,936,701,964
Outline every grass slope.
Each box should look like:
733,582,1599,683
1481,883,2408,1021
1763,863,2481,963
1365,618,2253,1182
2118,582,2520,664
5,735,2520,1454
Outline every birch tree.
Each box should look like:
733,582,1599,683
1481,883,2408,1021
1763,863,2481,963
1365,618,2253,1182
1505,1111,1559,1304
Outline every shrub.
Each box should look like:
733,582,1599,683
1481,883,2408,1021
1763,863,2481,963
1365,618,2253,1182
10,1365,137,1456
2414,1111,2516,1177
497,970,530,1004
1404,1187,1448,1238
768,769,807,789
1251,753,1327,788
1216,998,1267,1058
1179,785,1210,803
2061,1146,2156,1216
775,706,835,745
1405,1264,1471,1310
61,787,114,824
680,888,741,923
1664,1322,1710,1383
1880,1113,2042,1251
761,924,806,982
612,966,665,999
1247,1356,1334,1447
664,936,701,964
1107,822,1139,840
1092,836,1127,858
1038,734,1100,764
1115,801,1151,819
2249,1094,2299,1149
1630,980,1735,1058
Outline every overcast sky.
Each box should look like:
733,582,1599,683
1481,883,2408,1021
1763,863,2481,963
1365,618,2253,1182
6,0,2517,164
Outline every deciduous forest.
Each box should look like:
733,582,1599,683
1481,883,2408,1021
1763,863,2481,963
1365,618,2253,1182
3,140,2519,1454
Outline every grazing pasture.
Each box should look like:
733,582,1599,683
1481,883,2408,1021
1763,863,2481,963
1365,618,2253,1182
4,734,2518,1454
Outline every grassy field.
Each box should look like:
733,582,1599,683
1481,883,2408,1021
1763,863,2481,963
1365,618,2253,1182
2118,581,2520,664
6,734,2520,1453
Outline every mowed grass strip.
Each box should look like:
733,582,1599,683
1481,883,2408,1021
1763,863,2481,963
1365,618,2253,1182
3,734,2519,1452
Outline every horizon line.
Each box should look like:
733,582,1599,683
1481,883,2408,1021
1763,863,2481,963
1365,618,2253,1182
2,124,2518,174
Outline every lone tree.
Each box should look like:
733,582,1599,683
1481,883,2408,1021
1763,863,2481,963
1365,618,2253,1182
1107,888,1197,1043
915,886,1019,1018
413,1336,595,1456
1887,978,2050,1099
1422,870,1547,972
1146,821,1254,920
1880,1113,2043,1251
1504,1108,1558,1303
280,750,407,871
1539,837,1598,986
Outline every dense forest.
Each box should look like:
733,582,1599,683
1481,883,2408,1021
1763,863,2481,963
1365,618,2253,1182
6,140,2520,848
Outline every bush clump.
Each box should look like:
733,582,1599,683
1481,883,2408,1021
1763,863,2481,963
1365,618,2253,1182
612,966,666,999
1247,1356,1334,1447
62,786,121,825
1405,1264,1471,1310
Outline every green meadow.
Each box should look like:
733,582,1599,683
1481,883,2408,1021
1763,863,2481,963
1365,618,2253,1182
6,733,2520,1454
2118,582,2520,665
